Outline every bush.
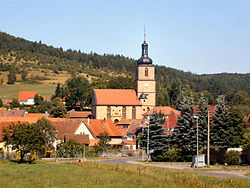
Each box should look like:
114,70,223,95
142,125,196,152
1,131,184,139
162,148,179,162
225,151,240,165
241,146,250,165
151,150,164,162
201,147,226,165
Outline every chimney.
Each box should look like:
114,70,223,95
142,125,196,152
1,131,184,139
103,118,106,124
87,117,90,125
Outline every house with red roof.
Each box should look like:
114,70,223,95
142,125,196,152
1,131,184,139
68,109,92,119
18,91,37,105
79,119,123,146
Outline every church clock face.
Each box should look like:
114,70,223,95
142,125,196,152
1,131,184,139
144,83,149,88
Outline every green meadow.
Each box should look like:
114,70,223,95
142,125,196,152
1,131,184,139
0,84,56,100
0,161,249,188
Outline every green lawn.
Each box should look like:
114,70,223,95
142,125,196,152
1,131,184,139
0,84,56,100
0,160,249,188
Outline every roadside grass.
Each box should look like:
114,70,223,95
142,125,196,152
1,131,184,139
0,83,56,100
244,171,250,177
139,160,191,164
0,160,249,188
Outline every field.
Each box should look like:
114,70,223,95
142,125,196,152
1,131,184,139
0,83,56,100
0,160,249,188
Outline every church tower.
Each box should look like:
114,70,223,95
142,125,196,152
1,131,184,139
136,30,156,113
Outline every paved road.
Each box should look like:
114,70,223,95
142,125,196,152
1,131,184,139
99,157,250,180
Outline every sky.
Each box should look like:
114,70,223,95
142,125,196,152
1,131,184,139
0,0,249,74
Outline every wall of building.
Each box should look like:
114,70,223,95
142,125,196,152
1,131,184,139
74,121,95,139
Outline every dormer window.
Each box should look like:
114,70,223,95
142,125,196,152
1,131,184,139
145,68,148,77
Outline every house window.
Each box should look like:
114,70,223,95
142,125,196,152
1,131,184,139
132,106,136,119
122,106,126,119
107,106,111,120
145,68,148,77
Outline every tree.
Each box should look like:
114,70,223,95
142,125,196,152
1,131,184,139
210,95,229,150
98,132,111,150
242,128,250,150
0,98,3,107
172,92,196,161
49,98,67,118
21,71,28,81
57,139,83,158
169,82,180,106
107,76,134,89
29,100,52,113
156,86,170,106
7,72,16,84
226,107,246,148
2,118,56,162
11,99,19,108
65,76,91,109
196,93,209,148
140,112,168,161
34,94,44,106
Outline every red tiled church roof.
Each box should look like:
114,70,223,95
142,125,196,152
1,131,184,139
18,91,37,102
143,106,180,116
93,89,141,106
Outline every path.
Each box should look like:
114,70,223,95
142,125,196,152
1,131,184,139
98,157,250,180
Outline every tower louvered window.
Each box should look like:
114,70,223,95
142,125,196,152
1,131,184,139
122,106,126,119
132,106,136,119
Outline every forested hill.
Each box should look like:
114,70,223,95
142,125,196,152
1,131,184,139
0,31,249,97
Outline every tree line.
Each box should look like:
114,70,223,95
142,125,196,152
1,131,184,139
140,91,249,164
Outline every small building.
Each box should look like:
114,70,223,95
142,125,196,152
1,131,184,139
68,110,92,119
6,110,26,117
18,91,37,105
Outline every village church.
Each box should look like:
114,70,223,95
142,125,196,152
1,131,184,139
92,36,156,122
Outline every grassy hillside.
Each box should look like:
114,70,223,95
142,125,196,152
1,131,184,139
0,84,56,100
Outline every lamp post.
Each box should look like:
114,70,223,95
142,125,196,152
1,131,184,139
193,116,199,167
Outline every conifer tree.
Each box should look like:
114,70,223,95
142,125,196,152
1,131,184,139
197,93,208,148
172,92,196,160
210,95,229,150
140,112,168,159
226,107,246,148
176,89,185,112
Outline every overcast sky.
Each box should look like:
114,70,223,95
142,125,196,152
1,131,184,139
0,0,249,74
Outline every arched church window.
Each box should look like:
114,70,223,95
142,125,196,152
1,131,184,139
145,68,148,77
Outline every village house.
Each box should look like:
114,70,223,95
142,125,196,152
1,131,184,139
68,109,92,119
18,91,37,105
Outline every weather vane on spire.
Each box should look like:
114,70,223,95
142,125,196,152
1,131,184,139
144,25,146,41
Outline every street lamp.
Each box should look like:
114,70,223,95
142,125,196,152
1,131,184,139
193,116,199,167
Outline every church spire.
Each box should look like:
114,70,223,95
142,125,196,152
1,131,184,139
137,26,153,65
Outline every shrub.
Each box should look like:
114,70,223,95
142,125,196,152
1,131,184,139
225,151,240,165
241,146,250,165
163,148,179,162
201,147,226,165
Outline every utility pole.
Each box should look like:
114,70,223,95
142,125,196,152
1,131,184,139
207,109,210,166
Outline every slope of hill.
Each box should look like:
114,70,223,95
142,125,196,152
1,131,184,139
0,31,249,103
